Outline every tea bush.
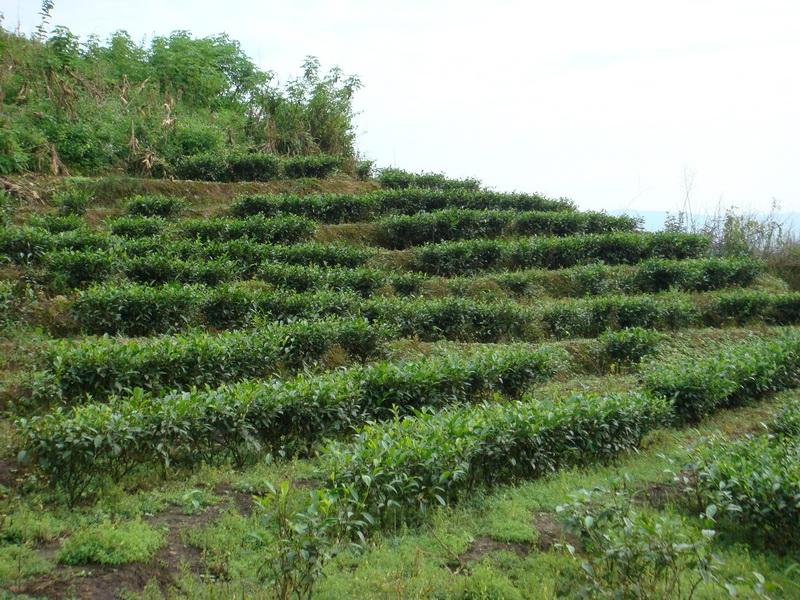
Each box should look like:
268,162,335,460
377,168,481,191
53,189,92,217
642,333,800,423
227,151,281,181
692,435,800,547
108,216,166,238
177,215,315,243
28,214,86,234
376,209,639,249
232,193,374,223
409,232,710,275
597,327,662,365
282,154,340,178
38,317,389,402
322,391,669,528
20,344,565,501
125,195,185,218
230,189,575,222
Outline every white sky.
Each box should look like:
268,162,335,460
3,0,799,215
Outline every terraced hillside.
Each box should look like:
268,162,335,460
0,173,798,599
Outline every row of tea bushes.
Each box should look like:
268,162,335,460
321,391,669,528
175,152,340,182
375,209,639,249
230,189,576,222
19,344,566,502
35,317,390,403
38,243,761,298
107,214,316,243
376,168,482,191
439,257,762,299
318,333,800,529
407,232,711,275
642,333,800,422
691,400,800,546
65,282,800,338
0,227,110,263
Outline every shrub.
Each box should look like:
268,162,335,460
54,189,92,216
377,168,481,191
122,254,243,286
174,151,227,181
44,249,117,290
58,521,164,564
231,193,375,223
70,283,205,335
409,233,710,276
0,227,110,263
692,435,800,547
227,151,280,181
28,214,86,233
355,159,373,180
556,485,754,598
20,345,565,500
642,333,800,423
230,189,575,222
376,209,639,249
597,327,661,365
125,195,185,217
39,318,389,402
177,215,315,243
322,391,669,528
282,154,340,178
108,215,166,238
770,396,800,437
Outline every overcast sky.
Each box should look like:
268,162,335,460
3,0,798,217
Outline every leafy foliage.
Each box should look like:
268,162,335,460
377,168,481,191
322,391,669,528
642,333,800,423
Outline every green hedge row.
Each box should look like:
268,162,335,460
441,257,762,298
321,391,669,528
124,195,186,218
40,244,761,300
65,283,800,338
230,189,575,222
377,168,482,191
643,333,800,423
20,344,566,502
36,317,389,403
175,151,339,182
0,227,110,263
376,209,639,249
69,284,362,335
408,232,710,275
107,214,316,243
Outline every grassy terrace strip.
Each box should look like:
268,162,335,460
375,209,639,249
65,283,800,338
321,391,670,528
230,189,576,222
407,232,710,275
642,332,800,423
35,318,390,403
18,344,566,502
